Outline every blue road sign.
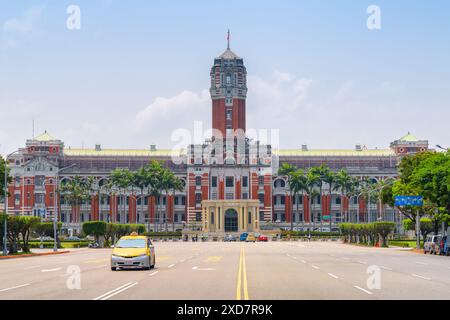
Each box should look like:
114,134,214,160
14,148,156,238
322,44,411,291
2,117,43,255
394,196,424,207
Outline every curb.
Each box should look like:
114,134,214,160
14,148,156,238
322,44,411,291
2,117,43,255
0,250,70,260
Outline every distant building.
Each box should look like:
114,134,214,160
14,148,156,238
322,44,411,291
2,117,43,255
5,43,429,234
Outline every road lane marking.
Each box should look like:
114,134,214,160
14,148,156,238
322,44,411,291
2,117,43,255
180,259,186,263
0,283,31,293
205,256,222,263
328,273,339,279
236,245,249,300
412,274,432,280
357,260,368,265
192,266,215,271
149,271,159,276
168,264,175,268
24,265,42,270
354,286,373,295
300,260,306,264
41,268,62,273
311,265,320,270
380,266,393,271
415,261,428,265
93,282,138,300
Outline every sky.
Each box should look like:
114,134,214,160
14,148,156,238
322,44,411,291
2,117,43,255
0,0,449,154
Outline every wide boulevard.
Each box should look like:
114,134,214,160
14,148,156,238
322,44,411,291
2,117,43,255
1,241,449,300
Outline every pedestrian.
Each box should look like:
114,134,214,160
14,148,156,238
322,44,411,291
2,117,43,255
308,233,311,242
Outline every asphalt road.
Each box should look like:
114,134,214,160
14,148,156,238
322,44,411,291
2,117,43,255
1,241,450,300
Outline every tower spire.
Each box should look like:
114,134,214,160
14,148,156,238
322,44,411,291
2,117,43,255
227,29,230,49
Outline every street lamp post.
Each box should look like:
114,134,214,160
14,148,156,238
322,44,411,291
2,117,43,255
53,164,76,252
3,150,20,256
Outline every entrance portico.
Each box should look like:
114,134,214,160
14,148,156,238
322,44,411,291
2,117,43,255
201,200,260,234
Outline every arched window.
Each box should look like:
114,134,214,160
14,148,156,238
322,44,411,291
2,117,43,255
195,176,202,186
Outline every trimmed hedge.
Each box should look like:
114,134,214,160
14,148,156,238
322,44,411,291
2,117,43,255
143,231,182,238
340,222,395,247
281,231,341,238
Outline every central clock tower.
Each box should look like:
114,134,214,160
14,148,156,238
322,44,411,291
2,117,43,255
210,35,248,139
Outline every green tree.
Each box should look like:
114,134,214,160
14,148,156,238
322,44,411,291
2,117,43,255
59,176,92,223
278,164,299,231
0,156,12,200
403,218,434,245
374,222,395,247
82,221,107,244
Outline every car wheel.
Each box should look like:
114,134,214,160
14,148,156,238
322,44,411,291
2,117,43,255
111,267,117,271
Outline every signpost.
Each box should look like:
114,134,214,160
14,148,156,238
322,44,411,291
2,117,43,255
395,196,424,250
394,196,423,207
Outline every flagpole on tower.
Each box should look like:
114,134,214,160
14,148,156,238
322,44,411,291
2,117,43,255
227,29,230,49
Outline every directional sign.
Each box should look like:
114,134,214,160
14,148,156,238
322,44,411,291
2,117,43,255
394,196,423,207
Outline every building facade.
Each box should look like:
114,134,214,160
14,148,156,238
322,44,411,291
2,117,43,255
5,44,429,234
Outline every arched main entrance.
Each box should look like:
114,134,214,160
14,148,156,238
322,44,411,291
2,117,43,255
225,209,238,232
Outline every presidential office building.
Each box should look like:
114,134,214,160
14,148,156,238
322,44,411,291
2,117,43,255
5,43,430,234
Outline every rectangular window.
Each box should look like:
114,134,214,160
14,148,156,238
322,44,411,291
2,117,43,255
242,176,248,188
211,176,218,188
226,176,234,188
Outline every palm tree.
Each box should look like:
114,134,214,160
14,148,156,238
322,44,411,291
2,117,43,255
111,168,133,224
335,170,352,223
279,164,297,231
322,169,337,230
59,176,91,224
305,170,321,230
309,165,331,229
291,170,308,230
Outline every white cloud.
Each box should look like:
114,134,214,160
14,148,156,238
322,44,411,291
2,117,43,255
335,80,354,100
2,5,45,48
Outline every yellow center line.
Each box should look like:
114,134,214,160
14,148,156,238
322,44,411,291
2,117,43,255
236,245,249,300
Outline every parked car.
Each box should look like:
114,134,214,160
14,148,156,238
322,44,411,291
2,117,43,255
246,233,256,242
258,235,268,242
66,236,82,241
424,235,442,254
443,236,450,256
224,234,237,242
239,233,249,242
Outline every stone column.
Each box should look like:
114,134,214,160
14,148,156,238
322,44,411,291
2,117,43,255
244,204,248,232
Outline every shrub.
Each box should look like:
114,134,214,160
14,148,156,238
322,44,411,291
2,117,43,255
82,221,107,243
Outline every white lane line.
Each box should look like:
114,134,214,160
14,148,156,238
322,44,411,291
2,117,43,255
311,265,320,270
192,266,215,271
0,283,32,293
380,266,393,271
357,260,368,265
354,286,373,295
149,271,159,276
297,244,306,248
41,268,62,273
415,261,428,265
168,264,175,268
412,274,432,280
328,273,339,279
24,265,42,270
300,260,307,264
180,259,186,263
93,282,138,300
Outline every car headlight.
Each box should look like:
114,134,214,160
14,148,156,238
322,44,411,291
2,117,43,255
137,254,148,258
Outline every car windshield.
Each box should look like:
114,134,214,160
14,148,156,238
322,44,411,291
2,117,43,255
116,239,146,248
